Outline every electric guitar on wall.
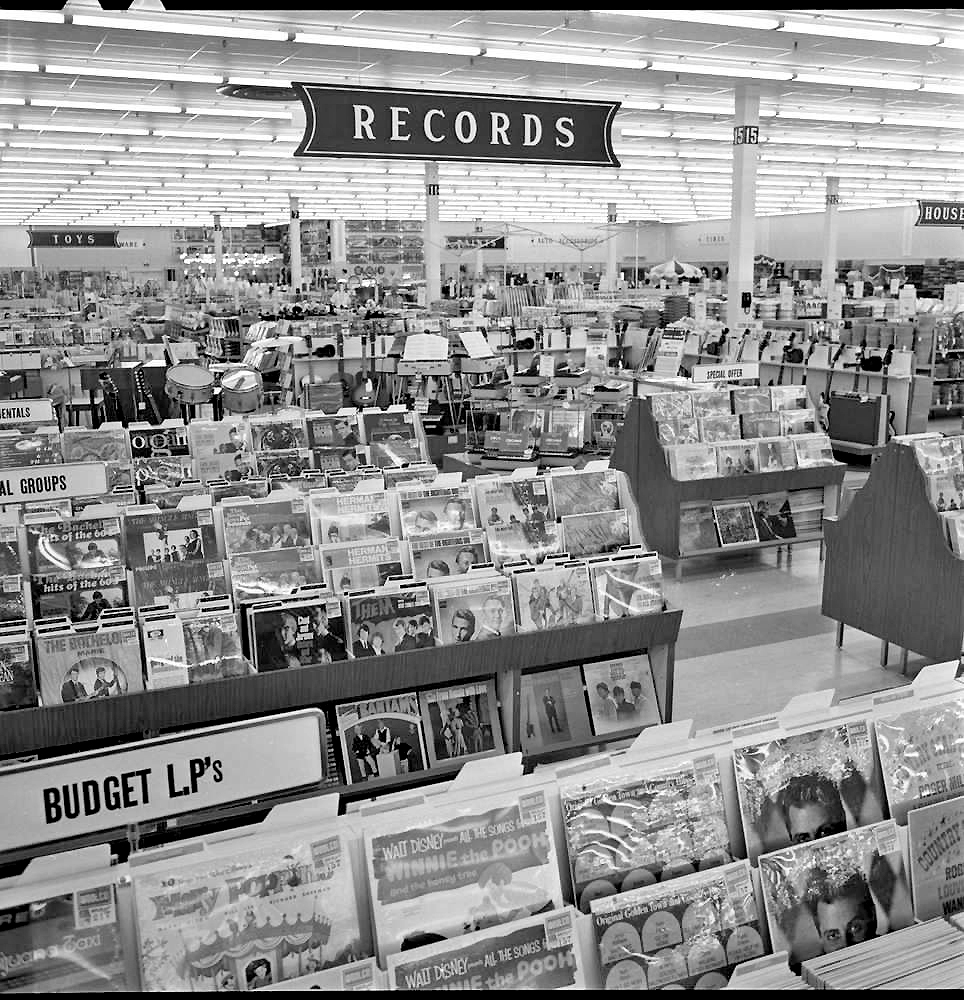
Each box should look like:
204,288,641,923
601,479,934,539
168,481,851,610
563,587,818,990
880,336,897,440
134,369,163,425
776,331,797,387
99,372,122,424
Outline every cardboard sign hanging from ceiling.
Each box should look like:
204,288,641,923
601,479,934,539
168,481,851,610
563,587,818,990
293,83,621,167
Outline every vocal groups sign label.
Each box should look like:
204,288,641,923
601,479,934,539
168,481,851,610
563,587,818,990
0,462,108,505
294,83,620,167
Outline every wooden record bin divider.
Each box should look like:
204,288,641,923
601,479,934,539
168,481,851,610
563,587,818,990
610,396,847,574
822,440,964,669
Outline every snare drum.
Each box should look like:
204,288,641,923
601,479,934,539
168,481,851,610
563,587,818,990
165,363,215,405
220,366,263,413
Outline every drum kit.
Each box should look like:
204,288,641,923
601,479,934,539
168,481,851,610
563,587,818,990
165,361,263,418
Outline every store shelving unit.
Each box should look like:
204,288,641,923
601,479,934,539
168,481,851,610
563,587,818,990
822,439,964,666
611,396,847,572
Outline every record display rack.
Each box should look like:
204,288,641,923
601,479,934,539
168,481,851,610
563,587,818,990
822,439,964,666
611,396,847,572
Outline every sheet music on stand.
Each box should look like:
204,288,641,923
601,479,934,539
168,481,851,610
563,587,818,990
458,329,495,359
403,332,449,362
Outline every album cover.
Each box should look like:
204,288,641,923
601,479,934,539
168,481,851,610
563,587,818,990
690,390,732,418
0,524,19,577
793,434,836,468
388,909,583,991
758,437,799,472
656,415,700,446
907,796,964,921
678,503,718,554
664,443,718,481
127,422,190,461
700,414,742,443
716,442,758,476
305,411,361,450
364,787,563,961
25,515,124,575
326,469,386,494
649,393,694,422
591,407,625,450
72,489,137,515
132,456,194,490
542,408,585,453
560,509,631,559
519,666,593,754
23,499,72,519
432,575,515,644
926,471,964,513
123,507,218,570
409,530,487,580
0,428,62,467
346,585,437,657
186,419,255,483
590,554,664,618
210,478,270,504
943,509,964,553
713,501,760,546
132,830,365,991
255,449,313,480
249,595,347,672
758,821,914,967
485,520,562,569
229,548,321,605
131,559,229,613
741,411,782,439
61,426,131,466
748,492,797,542
382,464,439,490
912,435,963,474
262,958,381,992
0,881,130,991
397,484,476,538
0,576,26,623
141,611,252,689
418,680,504,767
247,414,308,452
780,408,818,436
267,472,328,496
369,437,424,468
310,489,392,545
360,409,419,443
591,861,764,989
31,569,129,623
36,621,143,706
322,538,403,594
547,468,620,518
770,385,811,411
311,445,370,475
582,654,661,736
335,691,428,785
143,480,207,510
221,496,311,557
512,562,594,631
874,694,964,825
0,631,37,711
733,721,886,864
476,473,555,528
731,387,773,415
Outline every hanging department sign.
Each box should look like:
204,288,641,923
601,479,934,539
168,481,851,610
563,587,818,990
293,83,620,167
916,200,964,226
28,231,120,248
445,235,506,250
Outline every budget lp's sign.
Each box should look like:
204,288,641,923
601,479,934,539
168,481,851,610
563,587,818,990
294,83,620,167
916,200,964,226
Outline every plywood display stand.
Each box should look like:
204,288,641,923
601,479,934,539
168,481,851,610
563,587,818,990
611,396,847,570
822,440,964,667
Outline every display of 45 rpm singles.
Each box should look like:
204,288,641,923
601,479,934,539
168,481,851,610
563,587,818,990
733,720,886,864
0,622,37,711
589,551,664,619
35,616,143,706
335,690,429,786
140,607,253,689
758,820,914,968
561,751,732,914
0,872,132,992
590,860,765,989
388,907,585,991
247,591,347,672
418,679,505,767
262,957,384,992
345,582,437,657
397,482,476,537
322,537,405,593
431,573,515,644
220,494,311,556
227,546,322,605
364,785,564,963
873,693,964,825
131,825,368,992
309,488,392,546
547,468,620,518
559,509,632,559
408,529,487,580
510,560,595,631
907,795,964,921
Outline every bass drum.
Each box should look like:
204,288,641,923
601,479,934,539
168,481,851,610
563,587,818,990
165,363,214,405
219,366,263,413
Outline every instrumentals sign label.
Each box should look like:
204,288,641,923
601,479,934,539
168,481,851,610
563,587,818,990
294,83,621,167
915,200,964,226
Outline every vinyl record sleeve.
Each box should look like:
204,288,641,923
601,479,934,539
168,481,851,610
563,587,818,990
907,796,964,921
649,393,694,422
716,443,758,477
748,492,797,542
0,428,62,467
731,387,773,415
382,464,439,490
132,829,365,992
712,501,760,546
123,507,217,570
132,456,194,490
548,469,620,518
476,474,555,528
31,569,129,623
0,576,26,623
485,521,561,569
733,721,886,864
345,585,437,657
678,503,718,555
590,860,764,989
186,419,254,483
780,408,818,436
229,548,321,605
740,411,782,440
61,426,131,466
364,787,564,962
127,423,190,461
311,445,369,475
36,622,143,707
131,559,228,612
519,666,593,755
360,409,418,443
757,437,798,472
221,496,311,557
758,821,914,967
769,385,811,411
254,449,312,480
912,435,963,475
26,515,124,575
0,524,21,577
0,881,129,991
397,484,476,537
418,679,504,768
511,562,594,631
210,478,270,504
664,444,717,481
305,412,360,450
0,631,37,711
581,654,662,737
261,957,381,991
690,389,733,419
700,414,742,443
560,509,631,559
142,481,207,511
249,595,347,672
369,437,424,469
335,691,428,786
246,415,308,452
792,434,836,468
589,554,663,619
388,908,583,991
326,469,386,494
322,538,404,594
409,530,487,580
432,575,515,645
141,611,252,689
310,489,392,546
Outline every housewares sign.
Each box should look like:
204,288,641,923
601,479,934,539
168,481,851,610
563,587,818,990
28,231,119,248
916,201,964,226
294,83,620,167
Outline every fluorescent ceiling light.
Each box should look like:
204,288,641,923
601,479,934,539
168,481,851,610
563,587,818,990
940,35,964,49
620,128,673,138
650,60,791,81
128,145,237,156
858,140,938,151
778,19,940,46
11,141,126,151
70,14,290,42
792,72,920,91
766,135,857,148
31,99,183,114
622,100,662,111
44,64,223,85
0,10,64,23
3,155,104,164
295,32,482,56
921,82,964,96
186,106,293,120
881,114,958,128
484,47,648,70
16,124,150,135
0,99,25,106
153,130,276,141
776,110,881,125
591,10,781,30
